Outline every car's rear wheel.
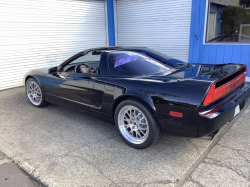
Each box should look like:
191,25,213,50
26,78,48,107
115,99,161,149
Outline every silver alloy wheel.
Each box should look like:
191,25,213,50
118,105,149,144
27,81,42,106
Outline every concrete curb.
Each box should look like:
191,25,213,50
0,159,9,166
0,152,9,166
0,151,42,187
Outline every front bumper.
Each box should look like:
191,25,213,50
191,83,250,138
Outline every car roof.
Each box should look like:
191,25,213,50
82,46,149,54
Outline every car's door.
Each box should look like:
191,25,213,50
44,72,94,112
44,53,102,113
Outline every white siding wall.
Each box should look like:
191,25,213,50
0,0,107,90
116,0,192,62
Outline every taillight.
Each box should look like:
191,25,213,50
200,95,235,118
203,68,246,105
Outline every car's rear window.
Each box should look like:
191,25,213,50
108,51,172,77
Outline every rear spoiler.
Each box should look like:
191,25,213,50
203,66,247,105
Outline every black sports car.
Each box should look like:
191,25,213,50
24,46,250,149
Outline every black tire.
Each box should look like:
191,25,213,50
26,78,48,107
114,98,161,149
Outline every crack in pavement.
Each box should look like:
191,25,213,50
66,154,116,186
214,144,250,182
186,139,204,156
107,179,174,187
186,177,204,187
237,151,250,165
215,144,250,166
204,157,250,182
217,143,250,154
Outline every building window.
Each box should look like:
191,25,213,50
205,0,250,43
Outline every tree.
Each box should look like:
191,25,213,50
245,12,250,24
222,5,247,40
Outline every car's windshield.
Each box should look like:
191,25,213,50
109,51,173,77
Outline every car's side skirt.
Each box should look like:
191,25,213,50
45,93,102,109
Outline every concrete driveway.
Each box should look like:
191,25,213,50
0,87,249,187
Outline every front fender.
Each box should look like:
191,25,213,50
23,67,50,87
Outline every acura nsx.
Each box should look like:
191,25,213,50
24,47,250,148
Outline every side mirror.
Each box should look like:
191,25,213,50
57,65,63,72
48,66,57,74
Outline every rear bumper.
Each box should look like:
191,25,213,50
192,83,250,138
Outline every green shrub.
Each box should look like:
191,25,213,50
222,5,247,40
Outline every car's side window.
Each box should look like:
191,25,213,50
63,52,102,73
69,52,101,65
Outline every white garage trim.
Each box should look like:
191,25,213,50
0,0,107,90
115,0,192,62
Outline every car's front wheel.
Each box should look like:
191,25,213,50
26,78,48,107
115,99,161,149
